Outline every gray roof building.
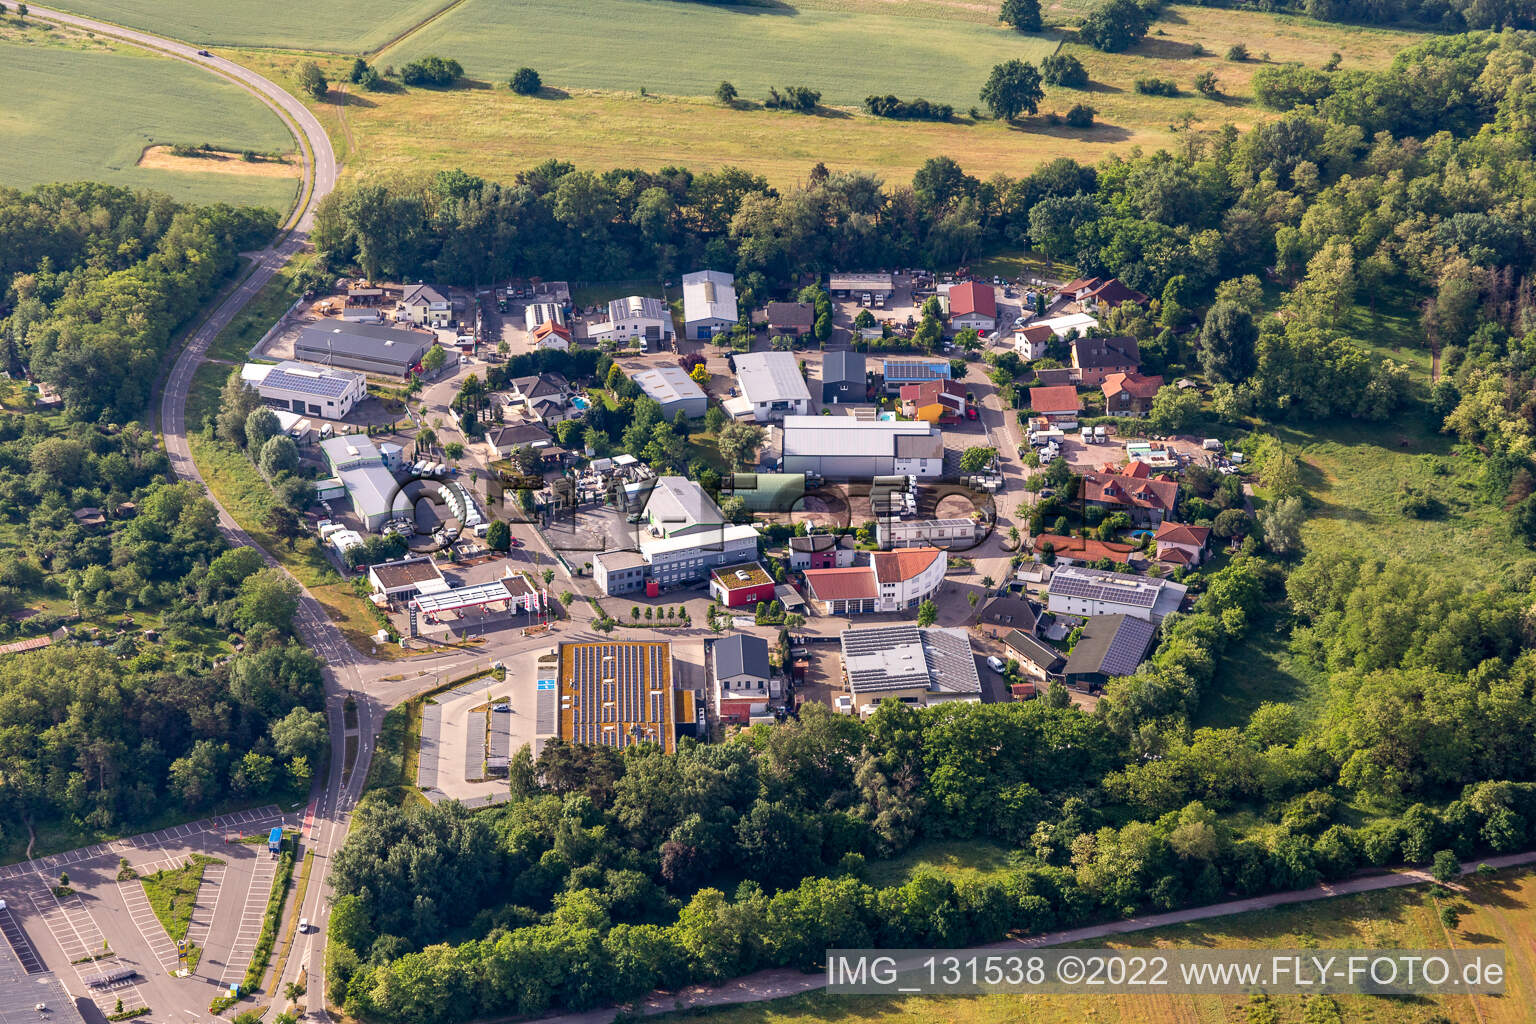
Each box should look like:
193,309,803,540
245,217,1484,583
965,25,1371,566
294,322,432,377
0,933,85,1024
821,350,867,403
1062,614,1156,689
840,624,981,703
780,416,945,480
637,476,723,537
633,364,708,419
320,434,401,530
1002,629,1065,675
734,351,810,421
682,270,738,340
714,633,770,682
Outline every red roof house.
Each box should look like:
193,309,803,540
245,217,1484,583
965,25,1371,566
1080,472,1180,525
1029,384,1082,422
1154,522,1213,566
948,281,997,330
1102,372,1164,417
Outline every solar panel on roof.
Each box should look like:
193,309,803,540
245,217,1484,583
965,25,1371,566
263,367,357,399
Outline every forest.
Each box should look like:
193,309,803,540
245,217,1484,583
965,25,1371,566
0,183,314,855
311,27,1536,1022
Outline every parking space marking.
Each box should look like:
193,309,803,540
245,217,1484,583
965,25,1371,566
0,904,45,973
220,853,278,987
183,858,226,973
117,868,184,974
30,885,148,1015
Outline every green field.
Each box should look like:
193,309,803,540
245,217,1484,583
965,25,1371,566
668,866,1536,1024
49,0,446,52
0,38,297,210
378,0,1061,108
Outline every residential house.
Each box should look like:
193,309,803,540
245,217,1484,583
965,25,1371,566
1060,276,1150,310
506,373,576,426
1046,564,1187,623
1154,522,1212,568
734,351,811,421
788,533,857,570
1071,336,1140,387
899,379,966,423
1033,367,1081,387
764,301,815,338
708,562,777,608
780,416,944,479
1031,533,1137,565
633,365,708,420
1013,324,1055,361
947,281,997,332
1080,471,1179,525
1060,614,1156,691
1033,312,1101,339
821,350,867,404
1001,629,1065,685
531,320,572,352
976,594,1039,638
1029,384,1082,424
487,421,555,461
880,359,950,394
840,624,981,710
1102,372,1164,417
802,546,946,615
714,633,773,725
400,284,452,327
682,270,738,340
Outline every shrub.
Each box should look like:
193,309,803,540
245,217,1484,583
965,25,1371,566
1065,103,1096,127
765,85,820,112
400,55,462,88
1227,42,1249,60
715,80,737,104
1134,77,1178,97
1040,52,1089,88
510,67,541,95
1194,70,1219,96
1079,0,1152,52
863,95,954,121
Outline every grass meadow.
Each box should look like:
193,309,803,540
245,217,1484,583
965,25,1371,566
378,0,1062,110
231,3,1427,190
47,0,446,52
665,865,1536,1024
0,32,297,210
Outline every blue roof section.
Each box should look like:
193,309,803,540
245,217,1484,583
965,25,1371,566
261,362,360,399
882,359,950,382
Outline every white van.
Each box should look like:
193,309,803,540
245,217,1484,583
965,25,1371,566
639,337,649,353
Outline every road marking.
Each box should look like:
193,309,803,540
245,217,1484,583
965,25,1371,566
220,852,279,987
30,885,149,1014
116,863,184,974
0,904,45,973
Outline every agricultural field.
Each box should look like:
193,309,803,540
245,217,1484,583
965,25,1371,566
0,30,297,210
48,0,445,52
666,866,1536,1024
253,3,1425,189
377,0,1062,110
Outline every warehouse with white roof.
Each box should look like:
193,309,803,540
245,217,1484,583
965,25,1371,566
242,360,367,418
733,351,810,421
780,416,944,479
633,365,708,419
682,270,737,340
320,434,402,530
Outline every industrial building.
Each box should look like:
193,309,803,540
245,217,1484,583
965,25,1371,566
682,270,738,340
839,624,981,710
732,351,811,421
294,322,432,377
780,416,944,479
589,295,676,347
877,517,977,548
630,476,725,538
633,365,708,420
320,434,402,530
829,272,895,299
524,300,565,332
1046,564,1188,623
241,360,367,419
558,640,698,753
0,931,86,1024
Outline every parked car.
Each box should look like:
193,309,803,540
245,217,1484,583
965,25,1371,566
492,703,510,712
986,656,1006,672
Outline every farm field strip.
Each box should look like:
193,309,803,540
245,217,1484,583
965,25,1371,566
45,0,448,52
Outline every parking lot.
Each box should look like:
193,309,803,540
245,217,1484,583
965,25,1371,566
0,806,288,1020
418,670,544,807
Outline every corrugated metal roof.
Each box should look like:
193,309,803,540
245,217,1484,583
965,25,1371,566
735,352,810,405
781,416,938,458
682,270,737,323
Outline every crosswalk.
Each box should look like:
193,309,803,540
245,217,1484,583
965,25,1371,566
28,885,148,1015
